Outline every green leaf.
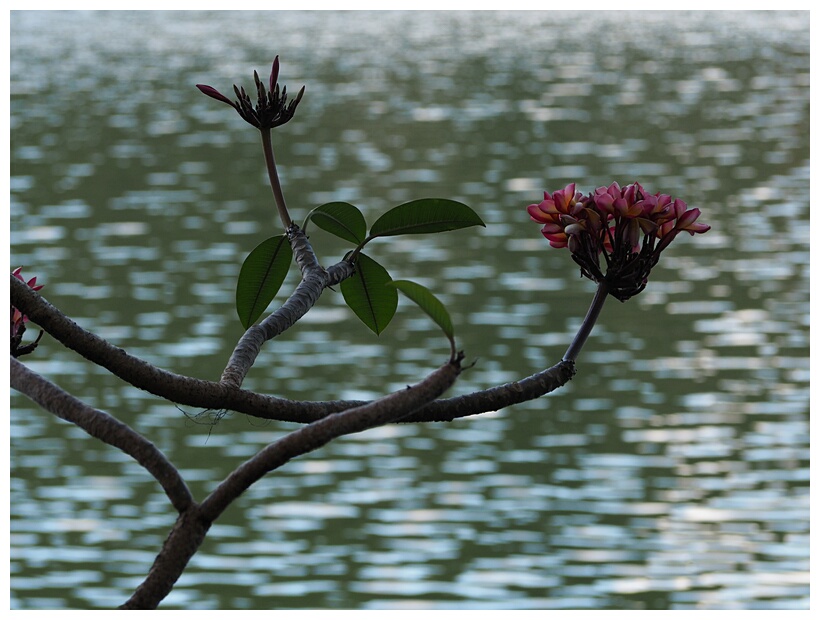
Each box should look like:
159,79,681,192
340,253,397,335
304,202,367,245
386,279,455,342
368,198,485,240
236,235,293,329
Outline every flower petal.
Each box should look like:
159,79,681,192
196,84,237,107
527,203,552,223
677,206,707,229
685,222,711,235
541,222,564,234
269,56,280,94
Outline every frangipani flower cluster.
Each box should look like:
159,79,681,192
527,182,710,301
196,56,305,130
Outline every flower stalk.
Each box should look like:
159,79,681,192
563,279,609,363
260,128,291,229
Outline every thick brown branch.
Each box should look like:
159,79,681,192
219,228,347,388
201,355,463,522
219,271,327,387
11,274,301,413
289,224,324,276
401,359,576,422
119,506,210,610
261,359,576,423
10,356,193,513
11,274,575,424
13,275,253,403
120,354,463,609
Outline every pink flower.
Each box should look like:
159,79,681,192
526,182,710,301
527,183,583,248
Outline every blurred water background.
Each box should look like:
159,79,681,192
9,10,809,610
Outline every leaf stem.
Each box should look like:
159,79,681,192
260,128,291,229
563,279,610,363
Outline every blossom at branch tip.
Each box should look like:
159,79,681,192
527,182,710,301
526,183,584,248
196,56,305,130
11,267,44,338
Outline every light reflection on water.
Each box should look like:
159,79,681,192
10,10,809,610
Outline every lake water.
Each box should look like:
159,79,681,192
9,10,810,610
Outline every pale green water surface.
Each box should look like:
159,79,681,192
9,10,809,610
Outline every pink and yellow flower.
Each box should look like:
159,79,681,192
526,182,710,301
527,183,584,248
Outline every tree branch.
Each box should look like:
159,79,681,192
255,359,576,423
401,359,576,422
11,274,576,425
121,354,464,610
119,506,209,610
201,354,464,522
11,273,324,418
219,227,353,388
10,356,193,514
